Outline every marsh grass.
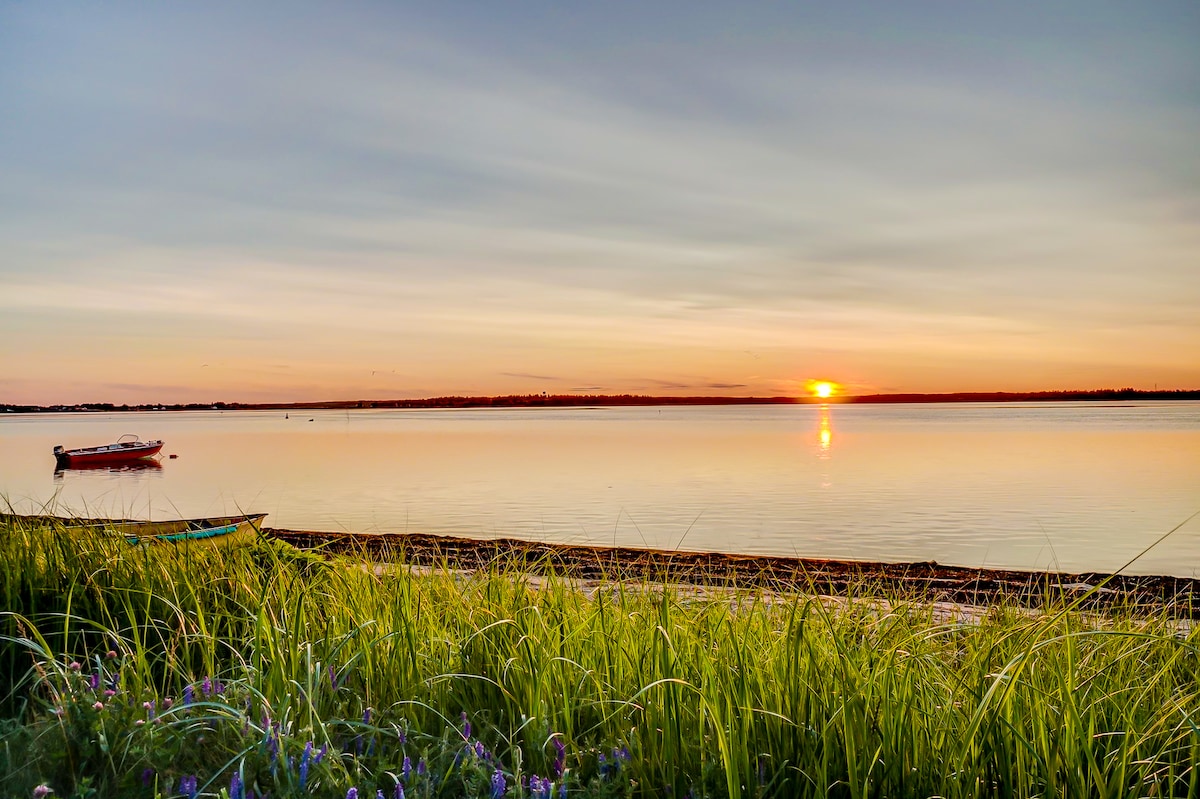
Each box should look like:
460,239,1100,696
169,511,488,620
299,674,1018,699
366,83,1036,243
0,515,1197,798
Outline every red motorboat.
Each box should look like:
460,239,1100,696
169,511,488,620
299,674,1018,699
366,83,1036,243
53,435,164,468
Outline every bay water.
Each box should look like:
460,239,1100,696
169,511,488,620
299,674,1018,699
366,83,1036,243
2,402,1198,576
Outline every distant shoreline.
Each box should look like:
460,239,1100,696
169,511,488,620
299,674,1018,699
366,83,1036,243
3,388,1199,413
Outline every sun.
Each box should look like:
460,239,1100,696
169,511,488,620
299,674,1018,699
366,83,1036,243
807,380,839,399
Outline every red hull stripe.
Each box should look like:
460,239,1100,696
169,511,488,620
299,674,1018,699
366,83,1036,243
60,444,163,465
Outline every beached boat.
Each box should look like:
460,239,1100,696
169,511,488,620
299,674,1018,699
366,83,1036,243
2,512,266,545
53,435,164,468
113,513,268,545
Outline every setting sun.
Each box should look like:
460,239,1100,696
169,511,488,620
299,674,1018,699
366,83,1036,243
809,380,838,399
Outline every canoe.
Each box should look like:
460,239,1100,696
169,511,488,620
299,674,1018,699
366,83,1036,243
53,435,164,468
101,513,268,545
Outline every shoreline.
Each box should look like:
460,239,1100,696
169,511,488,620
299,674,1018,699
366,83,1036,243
265,527,1200,614
6,512,1196,612
5,388,1199,413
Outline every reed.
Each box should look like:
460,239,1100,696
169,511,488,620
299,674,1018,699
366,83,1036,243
0,515,1197,798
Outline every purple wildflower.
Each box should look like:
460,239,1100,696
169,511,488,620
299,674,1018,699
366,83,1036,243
552,738,566,778
328,665,339,690
180,775,199,799
460,711,470,739
474,740,486,758
141,767,155,787
347,790,358,799
401,755,411,781
490,768,507,798
230,771,244,799
32,785,51,799
202,676,212,695
416,759,427,777
559,783,567,799
69,661,81,672
527,775,552,799
315,743,327,764
88,672,100,691
394,783,406,799
377,792,385,799
363,707,372,725
183,685,194,705
299,740,313,790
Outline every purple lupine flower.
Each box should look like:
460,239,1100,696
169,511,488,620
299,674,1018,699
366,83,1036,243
394,783,406,799
490,767,506,798
230,771,244,799
474,740,486,758
202,676,212,695
552,738,566,778
527,775,552,799
316,743,327,764
416,759,427,777
183,684,194,705
346,789,358,799
215,678,225,695
299,740,313,790
401,755,411,781
180,775,199,799
89,671,100,691
141,767,155,787
460,711,470,739
363,707,372,725
559,782,567,799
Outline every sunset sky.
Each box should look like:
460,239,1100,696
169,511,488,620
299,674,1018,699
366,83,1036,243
2,2,1198,405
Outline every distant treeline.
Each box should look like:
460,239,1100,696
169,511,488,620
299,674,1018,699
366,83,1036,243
3,387,1198,413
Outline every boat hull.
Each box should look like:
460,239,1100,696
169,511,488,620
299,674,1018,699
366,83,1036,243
54,440,164,468
116,513,268,545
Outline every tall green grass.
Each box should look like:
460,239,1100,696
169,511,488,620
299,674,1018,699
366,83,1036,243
0,515,1197,798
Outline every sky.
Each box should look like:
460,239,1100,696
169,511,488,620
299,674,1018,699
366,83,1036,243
2,1,1198,404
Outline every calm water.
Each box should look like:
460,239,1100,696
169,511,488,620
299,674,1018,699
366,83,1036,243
2,403,1198,576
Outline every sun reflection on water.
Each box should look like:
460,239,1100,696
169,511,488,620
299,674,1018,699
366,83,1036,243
818,405,833,457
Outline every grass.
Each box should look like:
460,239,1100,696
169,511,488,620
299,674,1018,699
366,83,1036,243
0,514,1197,798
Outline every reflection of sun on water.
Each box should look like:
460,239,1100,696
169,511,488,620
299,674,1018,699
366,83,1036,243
818,405,832,457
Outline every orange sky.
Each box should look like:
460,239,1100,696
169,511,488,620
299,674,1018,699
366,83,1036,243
2,4,1198,405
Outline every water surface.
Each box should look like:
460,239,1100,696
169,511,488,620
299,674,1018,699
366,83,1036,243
2,402,1198,576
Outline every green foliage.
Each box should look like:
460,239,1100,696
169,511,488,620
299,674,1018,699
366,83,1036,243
0,516,1197,797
